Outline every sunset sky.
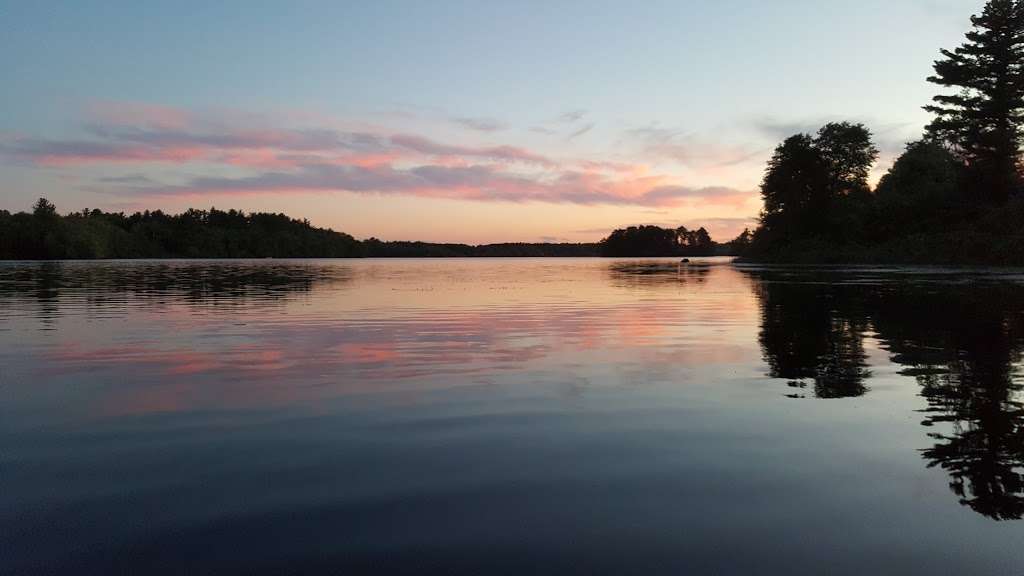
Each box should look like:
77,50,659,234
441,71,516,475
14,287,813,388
0,0,985,243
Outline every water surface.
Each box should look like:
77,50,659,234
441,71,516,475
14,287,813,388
2,258,1023,574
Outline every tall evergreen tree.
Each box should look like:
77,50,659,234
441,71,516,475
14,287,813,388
925,0,1024,202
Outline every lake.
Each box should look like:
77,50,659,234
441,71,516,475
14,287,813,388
2,258,1023,574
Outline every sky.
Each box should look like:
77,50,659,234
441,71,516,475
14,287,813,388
0,0,987,243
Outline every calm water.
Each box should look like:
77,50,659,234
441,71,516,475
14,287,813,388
2,258,1023,574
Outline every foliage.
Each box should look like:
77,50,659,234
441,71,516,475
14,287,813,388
874,140,966,236
724,228,753,256
0,200,364,259
599,225,719,257
747,123,1024,265
815,122,879,197
746,2,1024,264
757,123,877,246
925,0,1024,201
0,200,609,259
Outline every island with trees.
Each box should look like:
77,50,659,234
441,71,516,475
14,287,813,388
598,224,744,257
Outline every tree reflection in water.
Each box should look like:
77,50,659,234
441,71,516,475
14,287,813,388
753,273,870,398
0,260,352,322
744,267,1024,520
605,260,712,288
876,283,1024,520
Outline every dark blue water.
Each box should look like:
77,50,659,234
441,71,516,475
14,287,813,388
2,258,1022,574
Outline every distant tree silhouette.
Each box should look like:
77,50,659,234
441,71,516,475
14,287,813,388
599,225,725,257
0,199,365,259
725,228,753,256
601,226,680,257
678,226,714,254
925,0,1024,202
0,199,608,260
32,198,57,218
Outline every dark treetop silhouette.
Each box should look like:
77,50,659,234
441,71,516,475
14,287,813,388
743,0,1024,265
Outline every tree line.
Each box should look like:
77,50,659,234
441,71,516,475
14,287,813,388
0,199,610,259
0,199,365,259
745,0,1024,264
1,199,747,260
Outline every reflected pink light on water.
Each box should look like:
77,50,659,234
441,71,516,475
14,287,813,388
13,261,761,421
333,342,401,364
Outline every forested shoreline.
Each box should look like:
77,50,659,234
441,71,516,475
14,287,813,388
0,200,746,259
0,201,607,259
0,201,365,259
3,200,724,259
741,0,1024,265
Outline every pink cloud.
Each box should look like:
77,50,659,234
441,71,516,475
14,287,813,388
114,162,753,208
390,134,555,167
28,143,208,166
1,102,756,208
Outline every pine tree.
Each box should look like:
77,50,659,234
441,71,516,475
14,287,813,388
925,0,1024,202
